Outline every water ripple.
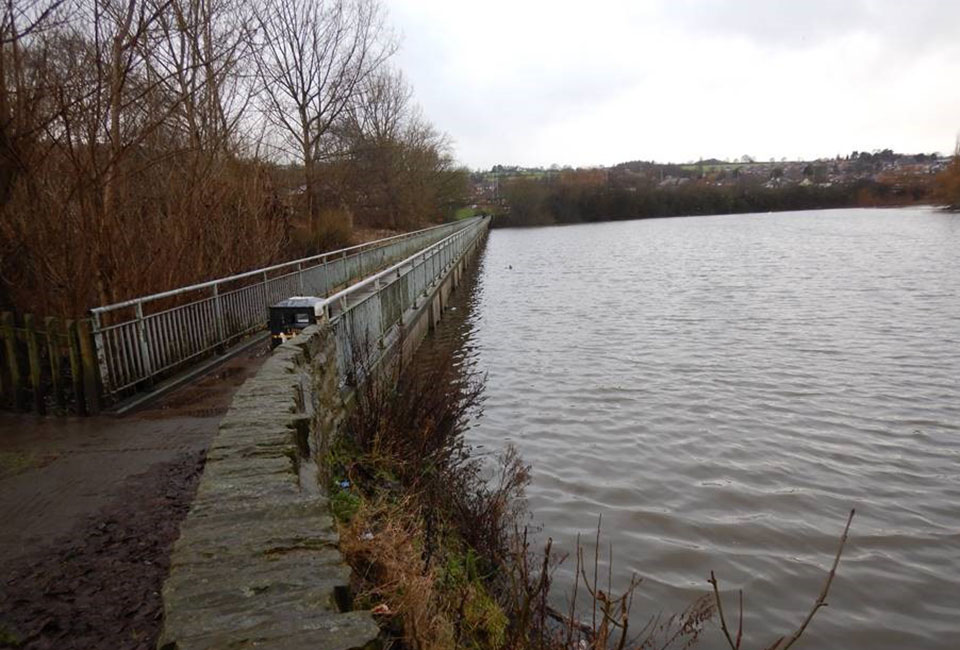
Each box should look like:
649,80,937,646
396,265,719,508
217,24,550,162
466,208,960,649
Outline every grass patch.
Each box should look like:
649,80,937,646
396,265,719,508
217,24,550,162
0,451,56,479
330,484,362,523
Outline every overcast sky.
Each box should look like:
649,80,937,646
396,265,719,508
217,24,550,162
386,0,960,170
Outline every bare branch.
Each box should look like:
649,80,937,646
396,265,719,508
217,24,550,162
780,508,856,650
708,571,738,650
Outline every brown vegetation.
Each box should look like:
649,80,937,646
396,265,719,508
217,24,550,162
0,0,467,318
934,145,960,210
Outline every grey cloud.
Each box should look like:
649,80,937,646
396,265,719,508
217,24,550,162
662,0,960,51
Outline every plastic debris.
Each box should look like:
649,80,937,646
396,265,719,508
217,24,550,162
338,479,350,489
371,603,392,616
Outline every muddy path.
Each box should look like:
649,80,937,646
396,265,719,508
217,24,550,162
0,342,269,649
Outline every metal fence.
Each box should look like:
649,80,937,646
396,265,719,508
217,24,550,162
90,218,483,398
323,217,489,386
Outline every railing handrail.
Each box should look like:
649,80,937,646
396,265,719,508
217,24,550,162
92,217,483,314
322,217,489,317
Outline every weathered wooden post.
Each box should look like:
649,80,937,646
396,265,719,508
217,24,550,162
45,317,66,411
66,319,85,415
1,312,21,410
24,314,45,414
77,319,101,415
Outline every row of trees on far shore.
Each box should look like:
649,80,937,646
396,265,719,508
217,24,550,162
0,0,466,317
494,170,944,229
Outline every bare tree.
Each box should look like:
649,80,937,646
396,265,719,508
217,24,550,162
0,0,288,315
0,0,64,204
0,0,454,318
146,0,255,156
253,0,395,230
338,67,464,230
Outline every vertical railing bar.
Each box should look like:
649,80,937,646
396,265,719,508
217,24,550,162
213,284,225,350
158,312,171,370
146,316,159,374
198,299,209,351
177,306,189,364
135,301,153,386
120,324,136,386
206,297,216,350
179,306,193,361
111,327,126,387
191,303,203,356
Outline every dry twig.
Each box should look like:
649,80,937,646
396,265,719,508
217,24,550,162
710,508,856,650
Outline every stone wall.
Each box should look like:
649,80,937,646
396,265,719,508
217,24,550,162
158,323,379,650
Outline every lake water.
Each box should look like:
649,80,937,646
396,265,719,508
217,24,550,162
459,207,960,649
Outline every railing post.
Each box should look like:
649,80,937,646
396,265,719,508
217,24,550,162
320,256,329,296
135,301,153,388
296,262,304,294
213,284,225,352
375,276,385,350
421,252,429,298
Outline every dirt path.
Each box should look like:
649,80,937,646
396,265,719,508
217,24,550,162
0,342,269,649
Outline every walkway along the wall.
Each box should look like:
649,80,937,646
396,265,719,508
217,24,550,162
158,220,488,649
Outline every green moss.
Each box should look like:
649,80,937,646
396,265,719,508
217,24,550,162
330,487,361,523
0,451,54,479
462,584,508,650
438,548,507,649
0,623,22,647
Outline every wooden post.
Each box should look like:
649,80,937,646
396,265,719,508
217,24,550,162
24,314,45,414
66,320,85,416
77,319,100,415
0,334,5,406
2,312,24,410
45,317,66,411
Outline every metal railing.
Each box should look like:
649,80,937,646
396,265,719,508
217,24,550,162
324,217,489,386
90,218,484,398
